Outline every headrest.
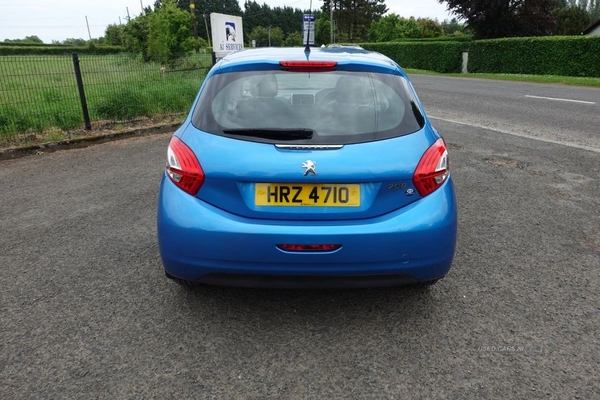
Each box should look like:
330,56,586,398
250,75,278,98
334,76,366,102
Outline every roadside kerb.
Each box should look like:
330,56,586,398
0,121,181,161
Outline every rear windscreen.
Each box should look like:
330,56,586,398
191,70,425,145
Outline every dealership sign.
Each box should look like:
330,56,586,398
211,13,244,58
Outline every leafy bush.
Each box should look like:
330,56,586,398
146,0,195,63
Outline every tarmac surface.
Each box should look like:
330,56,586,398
1,76,599,398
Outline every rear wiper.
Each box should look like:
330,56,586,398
222,128,313,140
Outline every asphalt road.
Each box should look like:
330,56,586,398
1,76,599,399
410,74,600,152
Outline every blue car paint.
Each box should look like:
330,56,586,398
158,174,457,282
177,124,440,221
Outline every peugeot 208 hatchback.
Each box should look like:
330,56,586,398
157,47,457,288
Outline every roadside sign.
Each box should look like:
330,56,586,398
211,13,244,59
303,14,315,46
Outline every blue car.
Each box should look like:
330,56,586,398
157,46,457,288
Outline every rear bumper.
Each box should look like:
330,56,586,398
157,176,457,286
186,272,419,289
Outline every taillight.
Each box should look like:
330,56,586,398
279,61,338,72
412,138,449,197
165,136,204,195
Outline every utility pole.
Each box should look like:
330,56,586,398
330,0,334,44
190,0,199,52
322,0,334,44
85,16,92,41
203,14,212,47
126,7,131,21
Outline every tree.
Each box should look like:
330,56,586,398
554,5,591,34
590,0,600,20
315,14,332,45
417,18,444,38
441,18,466,35
243,1,314,44
243,1,276,41
368,14,440,42
122,13,151,59
367,14,403,42
322,0,388,43
26,35,44,43
284,31,304,47
272,6,307,39
62,38,87,46
147,0,195,63
248,26,268,47
552,0,600,34
170,0,242,42
105,24,125,46
4,35,45,44
268,26,285,46
439,0,557,39
248,25,284,47
400,17,423,38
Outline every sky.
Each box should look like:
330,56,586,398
0,0,454,43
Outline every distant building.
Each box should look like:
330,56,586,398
582,19,600,35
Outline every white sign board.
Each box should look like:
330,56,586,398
303,14,315,46
211,13,244,59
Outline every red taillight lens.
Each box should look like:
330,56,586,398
412,138,449,197
277,244,342,252
166,136,204,195
279,61,338,72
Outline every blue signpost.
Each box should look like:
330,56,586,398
303,14,315,46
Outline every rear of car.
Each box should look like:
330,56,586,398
157,47,457,288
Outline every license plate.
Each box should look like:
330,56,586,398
255,183,360,207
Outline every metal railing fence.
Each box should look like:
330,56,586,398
0,52,213,139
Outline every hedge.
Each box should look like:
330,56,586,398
0,45,125,55
468,36,600,77
360,41,464,73
0,42,75,47
391,35,473,43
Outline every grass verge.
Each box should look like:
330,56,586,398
404,69,600,88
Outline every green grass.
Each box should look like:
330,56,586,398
2,53,598,143
0,53,212,140
404,68,600,88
